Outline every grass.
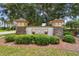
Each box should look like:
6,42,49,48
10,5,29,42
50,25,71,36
0,46,79,56
0,30,15,32
0,30,7,32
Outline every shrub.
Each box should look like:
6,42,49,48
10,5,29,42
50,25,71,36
34,34,50,45
64,31,72,35
5,34,60,45
5,35,16,42
49,36,60,44
63,35,75,43
15,35,33,44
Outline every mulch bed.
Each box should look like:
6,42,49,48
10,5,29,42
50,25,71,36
0,37,79,52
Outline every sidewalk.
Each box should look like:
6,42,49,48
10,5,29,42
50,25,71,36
0,31,16,35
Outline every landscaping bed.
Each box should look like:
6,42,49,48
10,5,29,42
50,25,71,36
0,34,79,56
0,36,79,54
5,34,60,45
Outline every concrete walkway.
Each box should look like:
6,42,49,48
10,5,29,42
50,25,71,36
0,31,16,35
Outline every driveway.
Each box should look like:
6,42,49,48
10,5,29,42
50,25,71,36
0,31,16,35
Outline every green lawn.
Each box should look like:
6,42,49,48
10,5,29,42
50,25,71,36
0,30,15,32
0,30,7,32
0,46,79,56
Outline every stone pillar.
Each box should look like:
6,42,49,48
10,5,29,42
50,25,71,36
16,27,26,34
15,18,29,34
53,27,63,38
49,19,64,38
48,28,53,36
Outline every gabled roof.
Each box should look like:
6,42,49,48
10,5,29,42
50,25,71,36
49,19,64,23
15,18,29,23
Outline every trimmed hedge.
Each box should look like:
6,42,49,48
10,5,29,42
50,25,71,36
5,34,60,45
34,34,50,45
63,35,75,43
15,35,33,44
5,34,16,42
49,36,60,44
64,31,72,35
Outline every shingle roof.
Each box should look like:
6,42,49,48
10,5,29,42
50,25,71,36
49,19,64,23
15,18,29,23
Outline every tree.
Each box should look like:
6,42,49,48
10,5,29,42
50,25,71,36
3,3,79,26
4,4,66,25
66,20,79,32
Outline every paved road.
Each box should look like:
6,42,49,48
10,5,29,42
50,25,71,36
0,31,16,35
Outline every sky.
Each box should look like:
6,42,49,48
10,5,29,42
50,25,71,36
0,6,9,20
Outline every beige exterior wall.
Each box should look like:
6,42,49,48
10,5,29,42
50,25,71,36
26,27,53,36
